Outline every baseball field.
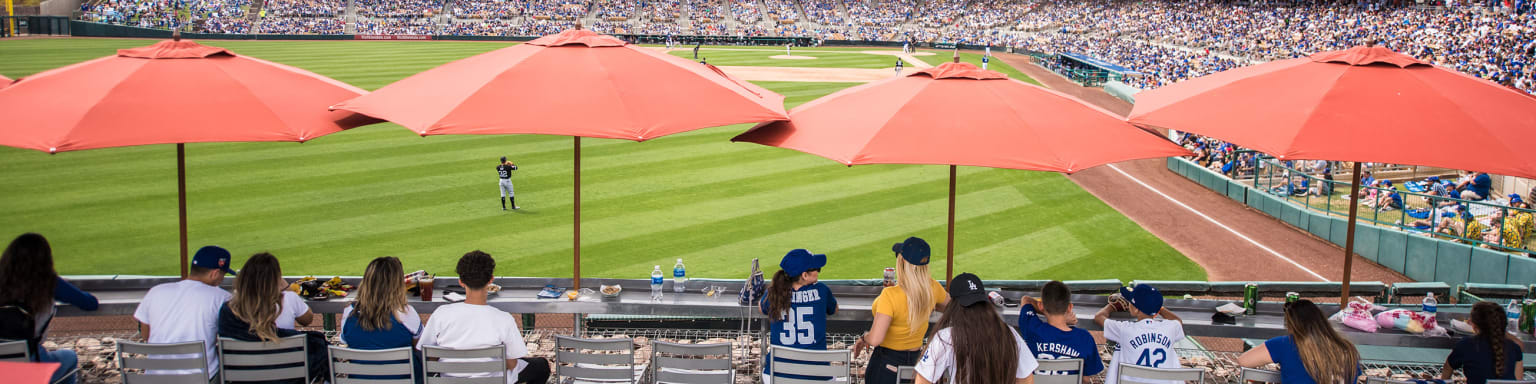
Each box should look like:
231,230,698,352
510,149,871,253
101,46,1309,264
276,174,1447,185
0,38,1205,281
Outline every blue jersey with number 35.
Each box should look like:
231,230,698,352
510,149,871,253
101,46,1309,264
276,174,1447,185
760,283,837,350
759,283,837,378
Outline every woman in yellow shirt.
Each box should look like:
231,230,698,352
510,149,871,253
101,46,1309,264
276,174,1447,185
853,237,951,383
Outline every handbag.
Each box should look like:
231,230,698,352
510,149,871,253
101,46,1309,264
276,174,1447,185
737,258,766,307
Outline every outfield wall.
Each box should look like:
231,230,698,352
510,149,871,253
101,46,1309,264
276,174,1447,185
1166,157,1536,288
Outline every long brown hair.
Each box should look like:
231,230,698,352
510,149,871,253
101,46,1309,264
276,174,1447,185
355,256,408,332
1284,300,1360,384
896,258,936,336
1469,301,1509,377
765,270,800,320
230,253,284,343
932,299,1019,384
0,233,59,314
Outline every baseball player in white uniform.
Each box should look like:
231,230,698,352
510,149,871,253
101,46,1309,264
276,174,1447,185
498,156,519,210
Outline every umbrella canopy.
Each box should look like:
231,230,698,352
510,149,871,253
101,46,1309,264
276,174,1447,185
333,28,788,289
1129,45,1536,179
0,74,11,90
1126,44,1536,302
735,61,1191,280
0,361,59,384
0,38,374,277
0,39,372,153
332,29,787,140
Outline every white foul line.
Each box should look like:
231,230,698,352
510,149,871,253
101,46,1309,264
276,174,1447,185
1106,164,1330,281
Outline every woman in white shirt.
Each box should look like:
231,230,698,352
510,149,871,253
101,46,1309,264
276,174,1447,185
915,273,1037,384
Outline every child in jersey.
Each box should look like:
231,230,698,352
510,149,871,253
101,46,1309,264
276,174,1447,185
1019,280,1103,381
759,249,838,383
1093,283,1184,384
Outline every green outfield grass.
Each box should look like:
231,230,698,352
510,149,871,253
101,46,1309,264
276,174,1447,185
668,47,898,69
0,38,1204,282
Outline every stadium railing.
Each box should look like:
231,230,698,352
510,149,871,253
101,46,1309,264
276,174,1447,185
1166,156,1536,291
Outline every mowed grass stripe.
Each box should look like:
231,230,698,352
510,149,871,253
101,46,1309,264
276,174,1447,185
674,48,895,69
0,39,1191,283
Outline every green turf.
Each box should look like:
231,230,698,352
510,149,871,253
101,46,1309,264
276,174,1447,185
669,47,898,69
0,38,1202,282
917,50,1039,85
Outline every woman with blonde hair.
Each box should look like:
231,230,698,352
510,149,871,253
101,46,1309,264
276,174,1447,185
853,237,950,384
341,256,423,382
217,253,330,383
1238,300,1360,384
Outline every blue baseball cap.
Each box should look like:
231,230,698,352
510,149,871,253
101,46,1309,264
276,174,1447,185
891,237,930,266
1511,194,1524,204
1427,176,1440,182
1117,283,1163,316
191,245,237,275
779,249,826,276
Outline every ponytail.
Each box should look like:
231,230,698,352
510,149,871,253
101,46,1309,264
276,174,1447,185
766,270,798,320
1469,302,1509,377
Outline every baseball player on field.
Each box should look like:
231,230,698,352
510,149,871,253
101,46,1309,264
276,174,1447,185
497,156,519,210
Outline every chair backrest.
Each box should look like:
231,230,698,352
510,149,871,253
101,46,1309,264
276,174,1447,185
329,346,415,384
421,345,505,384
1117,363,1206,384
1486,381,1536,384
650,341,733,384
217,336,308,383
1034,359,1085,384
1364,377,1419,384
117,341,209,384
896,366,916,384
0,339,31,362
554,336,636,383
765,345,850,384
1240,368,1282,384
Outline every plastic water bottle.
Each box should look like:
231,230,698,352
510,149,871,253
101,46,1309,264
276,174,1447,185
1508,301,1523,334
650,265,664,301
673,258,687,293
1422,293,1437,315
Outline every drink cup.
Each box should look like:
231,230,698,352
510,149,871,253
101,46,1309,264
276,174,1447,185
419,277,435,301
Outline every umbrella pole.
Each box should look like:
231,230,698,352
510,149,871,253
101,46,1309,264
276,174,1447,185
1340,162,1363,305
178,143,189,279
947,165,956,283
574,137,582,291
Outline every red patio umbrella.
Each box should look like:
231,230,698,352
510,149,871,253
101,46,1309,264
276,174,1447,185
0,74,11,90
733,60,1191,281
1127,44,1536,302
0,37,374,277
0,361,60,384
333,28,787,289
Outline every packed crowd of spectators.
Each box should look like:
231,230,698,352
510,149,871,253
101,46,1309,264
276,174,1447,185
641,0,681,21
451,0,520,19
258,17,346,33
520,0,590,20
683,0,721,22
800,0,840,25
82,0,253,33
354,0,444,17
81,0,181,30
760,0,800,23
728,0,760,23
592,0,639,19
355,17,439,33
843,0,916,26
264,0,344,17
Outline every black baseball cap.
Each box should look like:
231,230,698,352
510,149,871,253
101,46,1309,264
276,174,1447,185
891,237,930,266
500,156,508,162
949,272,987,307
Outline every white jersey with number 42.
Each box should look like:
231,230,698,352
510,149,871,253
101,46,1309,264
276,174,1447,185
1103,319,1185,384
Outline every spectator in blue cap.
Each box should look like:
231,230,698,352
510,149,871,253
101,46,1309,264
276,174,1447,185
854,237,950,384
133,245,236,379
1094,283,1185,384
761,249,838,382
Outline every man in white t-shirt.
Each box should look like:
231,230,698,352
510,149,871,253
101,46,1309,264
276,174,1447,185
915,273,1037,384
417,251,550,384
132,245,237,378
1094,283,1185,384
276,290,314,330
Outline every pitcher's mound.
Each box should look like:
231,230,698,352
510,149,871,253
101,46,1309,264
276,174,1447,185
770,55,818,60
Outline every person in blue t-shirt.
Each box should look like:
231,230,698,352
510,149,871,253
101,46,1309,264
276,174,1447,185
1238,300,1360,384
1462,171,1492,201
759,249,838,383
0,233,99,384
1442,301,1524,384
340,256,424,383
1017,280,1102,382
